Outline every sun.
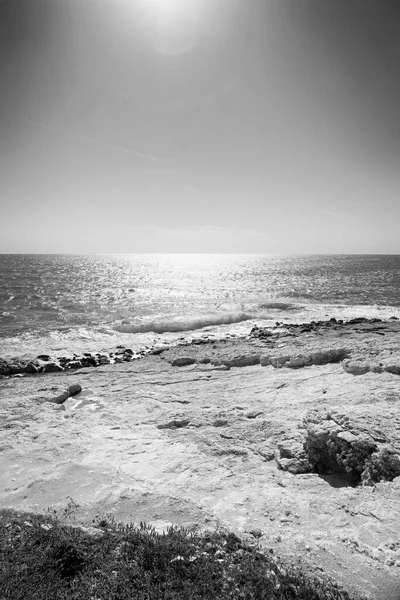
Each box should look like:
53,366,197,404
134,0,208,55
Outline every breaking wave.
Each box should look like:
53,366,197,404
257,301,300,311
114,312,254,334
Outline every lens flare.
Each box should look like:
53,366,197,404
136,0,207,55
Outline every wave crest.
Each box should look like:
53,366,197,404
258,301,299,311
114,312,254,334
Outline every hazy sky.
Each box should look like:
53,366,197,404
1,0,400,253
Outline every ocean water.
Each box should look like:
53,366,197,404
1,254,400,359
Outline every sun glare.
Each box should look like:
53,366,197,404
135,0,209,55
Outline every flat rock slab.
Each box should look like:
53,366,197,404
1,325,400,600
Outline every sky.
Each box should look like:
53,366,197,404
1,0,400,253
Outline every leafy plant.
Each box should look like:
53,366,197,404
0,508,353,600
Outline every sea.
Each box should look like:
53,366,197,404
1,254,400,360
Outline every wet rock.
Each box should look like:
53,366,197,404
58,357,70,368
81,356,98,368
68,384,82,397
97,355,111,365
25,362,40,374
42,362,63,373
0,359,28,376
171,357,196,367
0,359,10,376
66,360,83,370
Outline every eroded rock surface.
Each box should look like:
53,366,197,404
1,319,400,600
303,409,400,485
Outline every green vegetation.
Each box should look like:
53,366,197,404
0,507,352,600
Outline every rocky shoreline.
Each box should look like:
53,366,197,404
1,316,399,378
1,316,400,599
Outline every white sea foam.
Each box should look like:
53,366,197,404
114,312,254,334
1,254,400,359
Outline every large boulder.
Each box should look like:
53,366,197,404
275,440,312,474
303,409,400,485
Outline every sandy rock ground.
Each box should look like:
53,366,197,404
1,321,400,600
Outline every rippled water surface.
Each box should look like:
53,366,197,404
1,254,400,358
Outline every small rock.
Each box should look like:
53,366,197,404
171,357,196,367
213,419,228,427
157,418,191,430
245,410,263,419
249,528,263,538
48,391,69,405
68,384,82,397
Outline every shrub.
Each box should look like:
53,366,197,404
0,508,353,600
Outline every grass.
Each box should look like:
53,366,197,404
0,507,353,600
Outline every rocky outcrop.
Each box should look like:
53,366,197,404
211,354,261,369
0,347,149,378
302,409,400,485
3,327,400,600
262,348,349,369
343,357,400,376
273,406,400,485
275,440,312,474
251,317,400,340
0,358,28,376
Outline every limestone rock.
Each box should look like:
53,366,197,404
213,419,228,427
383,361,400,375
275,440,312,474
303,409,400,484
260,355,271,366
343,358,399,376
218,354,260,368
267,348,348,369
171,357,196,367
